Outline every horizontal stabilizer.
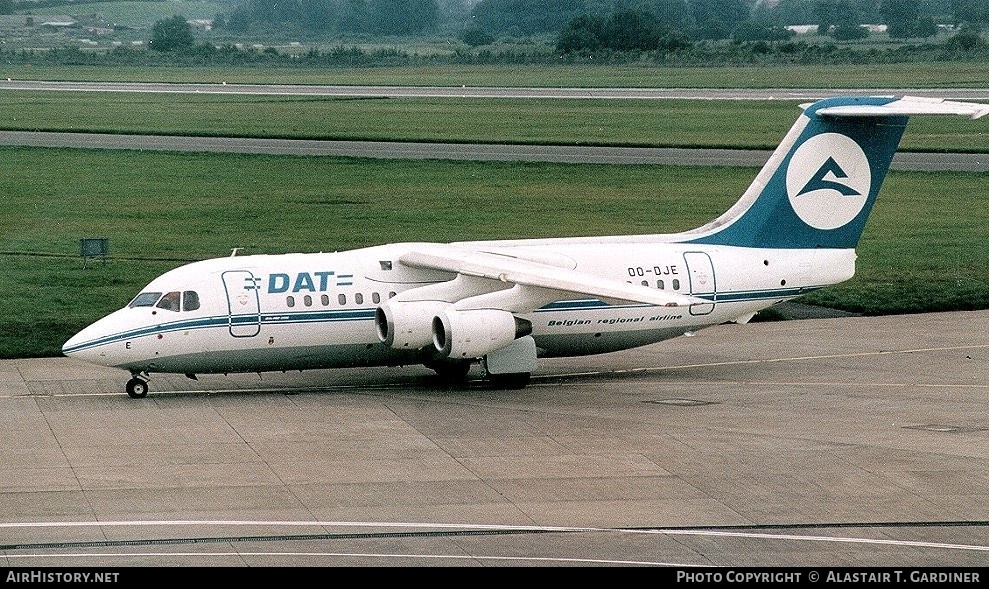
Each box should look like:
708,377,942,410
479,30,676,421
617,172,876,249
811,96,989,119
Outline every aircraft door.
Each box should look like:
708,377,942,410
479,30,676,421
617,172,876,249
221,270,262,337
683,252,716,316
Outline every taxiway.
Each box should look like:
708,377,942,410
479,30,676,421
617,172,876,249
2,311,988,566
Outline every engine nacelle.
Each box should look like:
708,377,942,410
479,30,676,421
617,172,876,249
375,300,450,349
432,309,532,359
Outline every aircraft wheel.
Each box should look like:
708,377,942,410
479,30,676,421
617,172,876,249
126,378,149,399
488,372,531,390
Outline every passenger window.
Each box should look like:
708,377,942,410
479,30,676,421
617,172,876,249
156,291,181,312
304,295,312,307
321,294,329,306
657,280,665,290
372,292,381,304
388,291,396,299
355,293,364,305
338,294,347,305
182,291,200,312
129,292,163,308
672,279,681,290
287,296,295,308
641,280,648,287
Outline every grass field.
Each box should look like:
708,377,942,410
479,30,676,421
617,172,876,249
3,146,989,359
1,76,987,359
1,92,987,152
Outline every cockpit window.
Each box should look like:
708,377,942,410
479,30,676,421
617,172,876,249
182,291,200,312
156,291,181,312
129,292,162,308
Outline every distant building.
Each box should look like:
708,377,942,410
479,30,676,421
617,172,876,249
187,19,213,31
787,23,890,35
0,14,77,31
786,24,818,35
40,17,76,29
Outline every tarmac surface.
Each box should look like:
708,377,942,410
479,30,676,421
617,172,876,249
2,309,989,567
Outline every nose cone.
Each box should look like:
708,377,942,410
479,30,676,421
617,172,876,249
62,331,82,356
63,321,108,365
62,327,94,358
62,309,130,367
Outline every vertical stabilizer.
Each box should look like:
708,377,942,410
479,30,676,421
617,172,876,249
680,96,989,249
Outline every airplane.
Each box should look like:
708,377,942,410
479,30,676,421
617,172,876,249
62,95,989,398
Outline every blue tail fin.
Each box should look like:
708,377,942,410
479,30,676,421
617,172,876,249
681,95,988,249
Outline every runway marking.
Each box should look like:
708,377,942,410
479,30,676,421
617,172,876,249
654,529,989,552
1,551,682,566
610,380,989,391
0,519,589,530
3,520,989,554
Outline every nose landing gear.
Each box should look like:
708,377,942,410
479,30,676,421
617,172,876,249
126,373,150,398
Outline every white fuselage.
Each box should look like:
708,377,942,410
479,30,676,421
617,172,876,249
63,241,856,375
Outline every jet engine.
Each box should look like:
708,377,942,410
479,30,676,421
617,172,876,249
375,300,449,349
432,309,532,359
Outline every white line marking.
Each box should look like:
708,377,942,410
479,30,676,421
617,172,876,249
1,551,689,566
3,520,988,553
654,529,989,552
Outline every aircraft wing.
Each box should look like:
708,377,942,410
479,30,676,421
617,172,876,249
399,243,705,311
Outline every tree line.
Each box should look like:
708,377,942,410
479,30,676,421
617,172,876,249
20,18,984,67
5,0,986,46
216,0,460,35
207,0,988,43
7,0,986,59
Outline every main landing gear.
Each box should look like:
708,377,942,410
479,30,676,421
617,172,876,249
426,359,531,389
126,373,149,399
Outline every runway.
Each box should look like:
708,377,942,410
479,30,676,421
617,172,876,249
0,131,985,171
3,310,989,566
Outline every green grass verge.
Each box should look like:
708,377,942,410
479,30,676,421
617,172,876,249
4,146,988,358
1,92,986,152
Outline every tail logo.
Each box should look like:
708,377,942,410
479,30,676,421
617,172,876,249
786,133,871,231
797,157,862,197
